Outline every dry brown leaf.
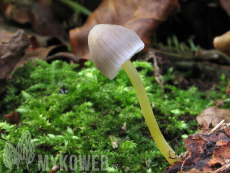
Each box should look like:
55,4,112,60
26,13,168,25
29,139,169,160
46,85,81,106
9,44,78,78
4,32,78,79
4,0,67,38
3,111,19,124
213,31,230,57
196,107,230,127
0,29,30,93
0,30,15,42
70,0,180,62
9,45,58,75
0,29,30,80
164,129,230,173
5,2,34,24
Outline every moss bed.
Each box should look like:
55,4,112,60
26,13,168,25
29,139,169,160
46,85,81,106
0,60,229,172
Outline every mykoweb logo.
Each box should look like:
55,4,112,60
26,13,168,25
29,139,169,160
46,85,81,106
3,130,109,171
38,155,108,171
3,130,35,171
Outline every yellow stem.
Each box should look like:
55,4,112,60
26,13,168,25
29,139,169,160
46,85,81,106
122,59,180,165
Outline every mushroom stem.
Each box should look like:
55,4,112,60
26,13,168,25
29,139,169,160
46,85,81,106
122,59,180,165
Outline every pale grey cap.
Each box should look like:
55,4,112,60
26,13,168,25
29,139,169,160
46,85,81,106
88,24,145,80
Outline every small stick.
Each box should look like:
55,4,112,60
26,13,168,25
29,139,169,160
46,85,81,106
208,120,225,135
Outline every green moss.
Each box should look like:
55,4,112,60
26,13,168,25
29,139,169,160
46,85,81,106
0,60,229,172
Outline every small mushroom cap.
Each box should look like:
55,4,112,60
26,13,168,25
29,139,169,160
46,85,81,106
88,24,144,79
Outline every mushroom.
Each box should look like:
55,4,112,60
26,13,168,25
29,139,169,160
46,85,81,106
88,24,179,164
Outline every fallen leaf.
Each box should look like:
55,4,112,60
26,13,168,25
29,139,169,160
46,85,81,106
5,2,34,24
4,0,68,39
164,129,230,173
9,44,77,78
2,32,78,80
70,0,180,62
0,29,30,80
7,45,58,79
0,30,15,42
206,140,230,167
3,111,19,124
196,107,230,127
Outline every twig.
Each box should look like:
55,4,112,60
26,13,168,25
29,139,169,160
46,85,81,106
0,137,16,147
175,61,230,76
151,52,164,90
208,119,225,135
153,48,230,65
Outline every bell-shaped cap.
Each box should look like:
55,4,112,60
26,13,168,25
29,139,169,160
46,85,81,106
88,24,144,79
